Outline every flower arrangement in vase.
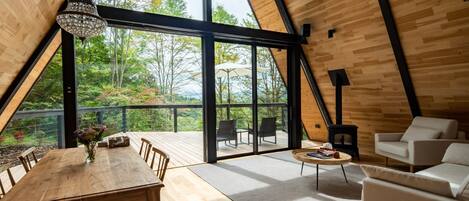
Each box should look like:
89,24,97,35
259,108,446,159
74,125,106,163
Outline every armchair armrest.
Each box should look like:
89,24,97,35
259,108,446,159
409,139,469,165
375,133,404,142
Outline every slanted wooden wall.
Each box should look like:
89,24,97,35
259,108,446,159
0,0,63,131
251,0,469,155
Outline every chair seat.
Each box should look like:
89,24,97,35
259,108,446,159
377,141,409,157
417,163,469,196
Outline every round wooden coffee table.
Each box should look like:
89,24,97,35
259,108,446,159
292,148,352,190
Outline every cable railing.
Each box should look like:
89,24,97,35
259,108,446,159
2,103,288,143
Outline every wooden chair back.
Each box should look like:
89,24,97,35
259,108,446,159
18,147,38,173
150,147,170,181
0,168,16,199
139,138,152,162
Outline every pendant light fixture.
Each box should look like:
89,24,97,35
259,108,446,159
56,0,107,41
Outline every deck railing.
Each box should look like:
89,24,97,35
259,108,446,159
5,103,287,141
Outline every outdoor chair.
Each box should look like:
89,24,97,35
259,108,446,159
0,168,16,199
249,117,277,145
149,147,170,181
216,120,238,150
139,138,152,163
18,147,38,173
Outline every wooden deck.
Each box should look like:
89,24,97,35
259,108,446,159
112,131,292,168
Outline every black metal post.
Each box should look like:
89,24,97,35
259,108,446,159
203,0,212,22
122,107,127,133
96,111,104,125
56,115,65,148
287,45,302,149
252,45,259,153
61,30,78,148
203,33,217,163
173,108,178,133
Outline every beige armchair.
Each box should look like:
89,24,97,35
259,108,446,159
375,117,468,172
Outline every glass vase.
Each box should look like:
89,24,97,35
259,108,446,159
85,141,97,163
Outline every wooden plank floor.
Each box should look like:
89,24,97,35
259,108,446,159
111,131,290,168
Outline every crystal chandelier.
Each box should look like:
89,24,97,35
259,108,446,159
56,0,107,41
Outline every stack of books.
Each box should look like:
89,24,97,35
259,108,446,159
307,148,339,159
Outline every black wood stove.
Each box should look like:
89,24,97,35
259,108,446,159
327,69,359,160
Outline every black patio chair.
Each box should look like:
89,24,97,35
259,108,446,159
249,117,277,145
216,120,237,150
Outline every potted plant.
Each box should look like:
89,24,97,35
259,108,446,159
74,125,106,163
13,130,25,142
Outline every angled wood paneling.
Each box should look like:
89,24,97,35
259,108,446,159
252,0,469,154
252,0,414,155
390,0,469,136
250,0,330,142
285,0,413,155
0,0,63,99
0,33,61,132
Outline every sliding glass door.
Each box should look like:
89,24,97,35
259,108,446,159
256,47,289,152
215,41,254,157
214,41,291,159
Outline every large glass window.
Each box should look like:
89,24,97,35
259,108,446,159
0,48,63,179
215,42,253,157
75,27,203,167
96,0,203,21
212,0,260,29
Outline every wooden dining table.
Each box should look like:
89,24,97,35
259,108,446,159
2,146,163,201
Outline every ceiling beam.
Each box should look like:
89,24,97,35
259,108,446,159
378,0,421,117
97,5,303,47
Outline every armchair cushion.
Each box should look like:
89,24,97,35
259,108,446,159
416,163,469,196
401,125,441,142
457,176,469,201
442,143,469,166
377,141,408,157
412,117,458,139
361,165,454,198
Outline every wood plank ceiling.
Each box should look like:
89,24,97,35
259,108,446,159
0,0,63,131
251,0,469,155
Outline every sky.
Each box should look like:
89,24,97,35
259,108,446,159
186,0,252,21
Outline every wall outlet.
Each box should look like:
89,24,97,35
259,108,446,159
315,124,321,128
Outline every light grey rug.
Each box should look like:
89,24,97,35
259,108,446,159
189,151,365,201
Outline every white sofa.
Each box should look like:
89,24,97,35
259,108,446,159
362,143,469,201
375,117,468,171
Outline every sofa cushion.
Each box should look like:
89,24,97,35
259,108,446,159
377,141,409,157
411,117,458,139
442,143,469,166
400,125,441,142
416,163,469,197
457,176,469,201
361,165,454,198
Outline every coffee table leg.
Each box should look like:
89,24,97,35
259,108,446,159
341,164,348,183
300,162,304,176
316,164,319,190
